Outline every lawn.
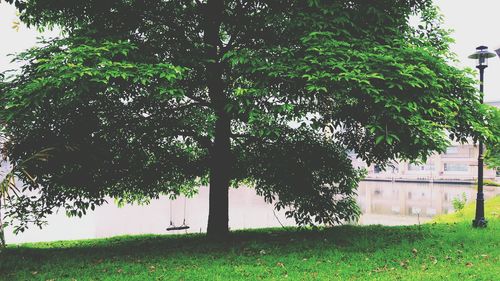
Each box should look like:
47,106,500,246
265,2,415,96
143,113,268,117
432,195,500,224
1,198,499,281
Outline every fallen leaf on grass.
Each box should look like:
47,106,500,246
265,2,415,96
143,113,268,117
465,262,473,267
400,260,410,269
373,265,394,273
429,256,437,265
373,265,388,273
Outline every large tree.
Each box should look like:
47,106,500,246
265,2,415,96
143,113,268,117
0,0,491,238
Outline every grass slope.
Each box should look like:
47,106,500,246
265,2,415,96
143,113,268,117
1,199,499,281
432,195,500,224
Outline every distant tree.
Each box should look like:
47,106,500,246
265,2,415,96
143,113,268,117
0,190,4,248
485,105,500,170
0,136,7,248
0,0,492,238
0,147,54,247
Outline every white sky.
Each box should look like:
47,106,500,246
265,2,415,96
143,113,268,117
0,0,499,101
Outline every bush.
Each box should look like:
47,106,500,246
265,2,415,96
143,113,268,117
452,192,467,212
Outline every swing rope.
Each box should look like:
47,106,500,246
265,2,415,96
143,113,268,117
169,200,174,227
181,197,187,227
166,197,190,231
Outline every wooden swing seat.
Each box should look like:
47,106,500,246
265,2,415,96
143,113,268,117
166,225,190,231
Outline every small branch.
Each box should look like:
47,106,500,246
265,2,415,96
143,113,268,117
170,102,209,113
231,133,263,144
221,31,239,54
184,93,211,107
273,209,286,229
174,131,213,149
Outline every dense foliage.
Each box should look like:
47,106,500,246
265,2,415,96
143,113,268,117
484,105,500,169
0,0,492,236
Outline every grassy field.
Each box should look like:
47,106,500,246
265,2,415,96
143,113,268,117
1,198,499,280
432,195,500,224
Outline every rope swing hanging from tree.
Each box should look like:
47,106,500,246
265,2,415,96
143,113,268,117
166,197,190,231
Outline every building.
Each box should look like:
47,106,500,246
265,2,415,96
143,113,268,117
351,101,499,184
351,144,497,183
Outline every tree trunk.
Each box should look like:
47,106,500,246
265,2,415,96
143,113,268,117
0,199,5,249
206,116,231,239
205,0,231,239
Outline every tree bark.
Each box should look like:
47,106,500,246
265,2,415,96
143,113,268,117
0,199,5,249
205,0,231,239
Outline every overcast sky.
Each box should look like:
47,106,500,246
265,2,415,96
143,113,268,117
1,0,499,101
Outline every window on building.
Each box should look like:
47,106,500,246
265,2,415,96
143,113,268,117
444,163,468,172
408,163,435,171
408,164,420,171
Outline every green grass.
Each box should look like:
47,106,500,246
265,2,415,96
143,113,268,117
1,200,499,281
483,180,500,187
472,179,500,187
432,195,500,224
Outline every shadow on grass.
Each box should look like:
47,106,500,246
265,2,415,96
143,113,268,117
0,224,435,276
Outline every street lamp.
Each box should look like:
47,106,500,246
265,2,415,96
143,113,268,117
468,45,496,228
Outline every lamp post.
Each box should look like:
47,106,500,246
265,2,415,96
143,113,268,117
468,46,496,228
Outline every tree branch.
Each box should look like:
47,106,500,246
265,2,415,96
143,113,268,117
184,93,211,107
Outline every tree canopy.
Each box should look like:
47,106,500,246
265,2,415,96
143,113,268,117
485,105,500,170
0,0,493,237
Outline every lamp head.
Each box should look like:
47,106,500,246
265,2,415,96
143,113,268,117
468,46,496,67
